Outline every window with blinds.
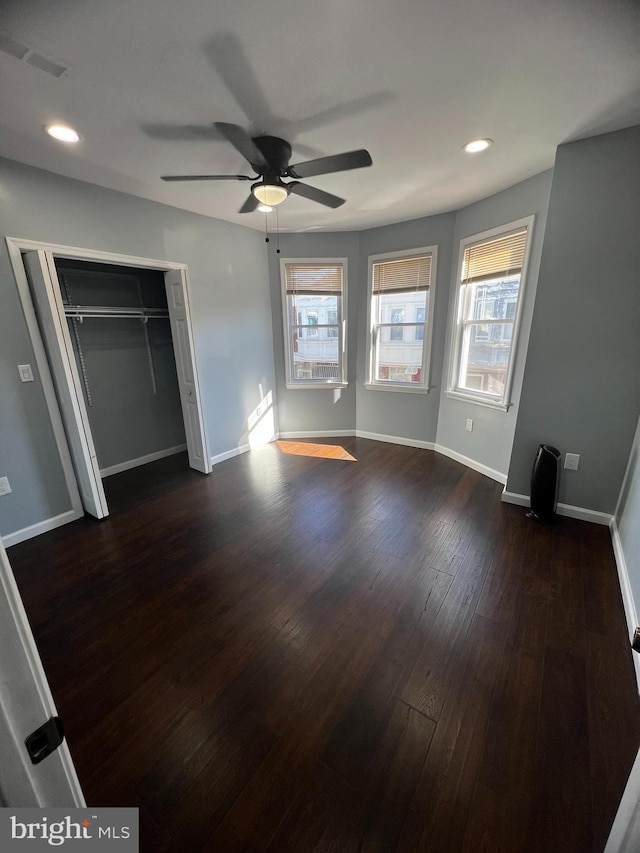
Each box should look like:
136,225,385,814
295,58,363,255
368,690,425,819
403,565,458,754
367,248,437,390
448,219,533,408
280,260,346,386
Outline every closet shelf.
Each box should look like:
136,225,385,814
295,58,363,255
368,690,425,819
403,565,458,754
64,304,169,320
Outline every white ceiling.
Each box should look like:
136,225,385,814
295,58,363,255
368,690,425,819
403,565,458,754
0,0,638,233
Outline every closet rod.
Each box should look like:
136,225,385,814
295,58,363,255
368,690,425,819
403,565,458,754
63,305,169,320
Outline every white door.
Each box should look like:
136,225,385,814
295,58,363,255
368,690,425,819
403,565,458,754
0,540,84,806
165,270,211,473
23,250,108,519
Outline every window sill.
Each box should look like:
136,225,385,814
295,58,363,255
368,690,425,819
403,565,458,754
445,390,511,412
365,383,430,395
286,382,348,390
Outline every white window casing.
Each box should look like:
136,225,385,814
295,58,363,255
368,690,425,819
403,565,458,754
366,246,438,394
446,216,535,411
280,258,347,389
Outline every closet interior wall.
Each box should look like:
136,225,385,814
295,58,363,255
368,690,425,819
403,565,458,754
55,259,186,475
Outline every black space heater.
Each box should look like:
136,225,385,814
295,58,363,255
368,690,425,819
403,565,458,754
526,444,561,524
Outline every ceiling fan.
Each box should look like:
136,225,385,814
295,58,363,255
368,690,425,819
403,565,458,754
161,122,372,213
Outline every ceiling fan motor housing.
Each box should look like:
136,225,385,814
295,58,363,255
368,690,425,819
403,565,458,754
252,136,292,175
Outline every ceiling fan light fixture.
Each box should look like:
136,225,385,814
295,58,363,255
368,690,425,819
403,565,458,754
463,138,493,154
44,123,80,143
257,204,273,213
252,183,288,206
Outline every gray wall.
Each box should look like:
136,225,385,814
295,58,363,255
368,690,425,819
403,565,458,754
357,213,455,443
57,261,186,471
267,231,359,434
507,127,640,513
617,415,640,615
0,157,275,539
435,171,553,477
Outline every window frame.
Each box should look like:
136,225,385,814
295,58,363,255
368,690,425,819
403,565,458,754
446,216,535,411
280,257,348,390
365,245,438,394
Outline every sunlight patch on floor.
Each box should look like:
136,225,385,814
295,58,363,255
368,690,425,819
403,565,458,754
276,441,356,461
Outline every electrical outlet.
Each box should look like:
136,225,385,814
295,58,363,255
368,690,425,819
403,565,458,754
0,476,12,496
564,453,580,471
466,419,473,432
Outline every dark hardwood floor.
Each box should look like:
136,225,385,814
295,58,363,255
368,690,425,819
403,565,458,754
7,438,640,852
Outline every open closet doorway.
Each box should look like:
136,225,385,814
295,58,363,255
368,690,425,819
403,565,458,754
7,239,211,523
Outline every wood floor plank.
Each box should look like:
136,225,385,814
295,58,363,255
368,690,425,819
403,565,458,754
263,760,365,853
582,523,631,640
586,630,640,851
526,646,594,853
466,575,549,852
399,614,507,853
358,701,436,852
401,546,491,720
545,524,586,656
322,567,452,783
5,440,638,853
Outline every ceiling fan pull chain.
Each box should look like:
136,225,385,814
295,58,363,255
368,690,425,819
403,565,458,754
264,210,270,244
276,207,280,254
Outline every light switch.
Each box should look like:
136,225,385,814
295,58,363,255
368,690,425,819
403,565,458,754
18,364,34,382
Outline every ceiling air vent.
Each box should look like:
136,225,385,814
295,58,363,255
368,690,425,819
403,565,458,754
0,29,68,78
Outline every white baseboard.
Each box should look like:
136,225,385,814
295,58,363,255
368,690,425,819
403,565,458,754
2,510,82,549
100,444,187,477
435,444,507,485
610,518,640,693
501,490,530,507
211,443,251,466
277,431,505,482
355,430,434,450
278,430,356,439
501,489,613,526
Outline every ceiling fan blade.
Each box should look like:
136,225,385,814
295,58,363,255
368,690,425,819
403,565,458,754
161,174,253,182
287,182,345,209
214,122,269,171
287,149,372,179
238,194,260,214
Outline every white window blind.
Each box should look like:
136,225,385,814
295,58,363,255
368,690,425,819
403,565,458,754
284,263,343,295
461,229,527,284
372,254,432,294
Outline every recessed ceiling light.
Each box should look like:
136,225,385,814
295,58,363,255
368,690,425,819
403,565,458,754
463,138,493,154
44,123,80,143
257,204,273,213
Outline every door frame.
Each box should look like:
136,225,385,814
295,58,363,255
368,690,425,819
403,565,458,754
6,237,211,532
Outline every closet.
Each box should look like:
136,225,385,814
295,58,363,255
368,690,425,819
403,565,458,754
54,259,186,478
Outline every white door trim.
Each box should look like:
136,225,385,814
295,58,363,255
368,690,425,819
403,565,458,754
0,540,84,806
164,269,211,473
23,250,109,519
6,237,211,524
7,241,84,523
